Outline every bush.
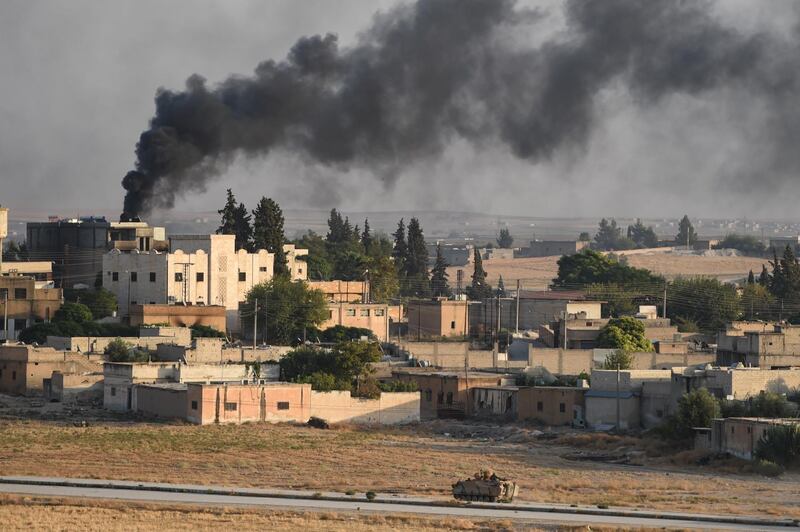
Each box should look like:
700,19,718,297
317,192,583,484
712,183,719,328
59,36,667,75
64,288,117,320
666,388,720,441
596,317,653,352
755,424,800,468
602,350,633,370
104,338,149,363
190,324,226,338
319,325,375,343
378,380,419,392
365,491,376,501
296,371,349,392
54,320,85,337
17,322,63,344
53,302,93,324
721,392,792,418
752,459,784,477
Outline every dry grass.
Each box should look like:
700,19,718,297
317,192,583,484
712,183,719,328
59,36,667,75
1,420,800,519
0,494,523,531
448,253,769,286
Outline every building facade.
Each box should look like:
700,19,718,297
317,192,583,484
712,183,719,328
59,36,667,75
321,302,391,341
407,299,469,339
0,275,63,340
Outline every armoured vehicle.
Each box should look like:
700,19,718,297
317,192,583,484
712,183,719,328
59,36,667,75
452,471,519,502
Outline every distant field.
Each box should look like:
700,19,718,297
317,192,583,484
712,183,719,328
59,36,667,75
1,419,799,519
448,252,770,288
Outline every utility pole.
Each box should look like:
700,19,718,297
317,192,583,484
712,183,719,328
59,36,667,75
253,300,259,351
662,282,667,319
263,294,268,345
515,279,521,333
3,290,7,344
615,363,621,432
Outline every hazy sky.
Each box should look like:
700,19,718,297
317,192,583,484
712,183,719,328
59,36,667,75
2,0,799,220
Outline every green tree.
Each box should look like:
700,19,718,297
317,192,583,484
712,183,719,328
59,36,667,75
717,234,765,256
671,388,720,440
578,232,591,242
233,202,253,251
17,322,63,344
190,324,226,338
467,248,492,300
318,325,375,343
53,302,93,324
243,277,328,345
755,424,800,468
430,244,452,298
602,349,634,370
294,231,333,280
405,218,428,278
64,288,117,320
759,265,770,287
367,255,399,303
667,278,741,331
392,218,408,278
553,249,663,288
675,215,697,247
217,189,238,236
104,337,149,363
741,283,777,321
747,270,756,285
769,245,800,303
595,218,634,251
596,317,653,352
626,219,658,248
361,218,372,252
2,241,28,262
280,341,381,392
495,275,507,297
252,197,288,275
497,228,514,248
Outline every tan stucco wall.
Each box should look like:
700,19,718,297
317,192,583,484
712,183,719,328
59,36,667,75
309,391,420,424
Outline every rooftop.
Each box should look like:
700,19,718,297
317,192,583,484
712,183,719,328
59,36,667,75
519,290,591,301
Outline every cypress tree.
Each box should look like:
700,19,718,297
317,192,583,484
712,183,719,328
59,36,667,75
759,265,770,287
361,218,372,252
326,209,346,243
430,243,452,298
496,275,507,297
252,197,288,275
405,218,429,278
392,218,408,275
747,270,755,285
233,202,253,251
217,189,238,236
467,248,492,300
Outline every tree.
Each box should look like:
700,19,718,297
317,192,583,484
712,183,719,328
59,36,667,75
595,218,634,251
747,270,756,285
671,388,720,440
769,245,800,303
626,219,658,248
467,248,492,300
741,283,778,321
430,244,452,298
104,337,149,363
280,341,381,392
596,317,653,352
294,231,333,280
318,325,375,343
578,232,591,242
495,275,507,298
667,277,741,331
361,218,372,252
759,265,770,287
217,189,238,236
64,288,117,320
602,349,634,370
755,424,800,468
243,277,328,345
366,255,399,303
392,218,408,277
252,197,288,275
405,218,428,278
675,215,697,247
553,249,663,288
17,322,62,344
326,209,347,244
3,241,28,262
53,302,93,324
717,234,765,256
497,228,514,248
233,202,253,251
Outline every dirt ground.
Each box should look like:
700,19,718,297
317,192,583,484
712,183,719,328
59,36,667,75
447,252,769,288
1,414,799,520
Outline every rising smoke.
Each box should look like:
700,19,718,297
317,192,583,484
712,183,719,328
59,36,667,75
121,0,800,219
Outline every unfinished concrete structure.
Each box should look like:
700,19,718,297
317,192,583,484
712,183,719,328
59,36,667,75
321,302,391,341
129,304,227,332
407,299,469,339
519,240,589,258
716,322,800,368
0,275,63,341
0,344,103,396
308,280,368,303
695,418,800,460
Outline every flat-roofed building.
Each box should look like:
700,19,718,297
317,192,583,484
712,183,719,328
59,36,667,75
407,299,469,339
321,302,391,341
0,275,63,341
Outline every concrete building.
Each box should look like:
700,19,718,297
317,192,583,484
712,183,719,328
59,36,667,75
133,383,189,420
393,369,515,419
46,326,192,353
516,386,587,426
520,240,589,258
407,299,469,339
0,275,63,341
769,236,800,252
26,217,166,289
1,262,53,286
696,418,800,460
585,369,673,430
44,371,104,403
309,280,368,303
309,390,420,425
129,303,227,332
426,243,472,267
321,302,390,341
539,315,678,350
102,234,309,332
716,322,800,368
187,382,311,424
0,344,103,396
672,365,800,401
283,244,308,281
470,290,603,333
155,338,288,365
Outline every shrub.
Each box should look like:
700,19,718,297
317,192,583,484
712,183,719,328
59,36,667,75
54,320,85,337
378,380,419,392
190,324,226,338
602,350,634,370
596,317,653,352
17,322,63,344
752,459,784,477
296,371,349,392
105,338,148,363
319,325,375,343
666,388,720,441
755,424,800,468
365,491,376,501
53,302,93,324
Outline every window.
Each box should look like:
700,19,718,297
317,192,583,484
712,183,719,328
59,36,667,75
238,272,246,282
13,319,26,331
11,371,16,381
537,401,543,412
224,402,237,412
298,268,303,274
196,272,204,282
328,310,333,319
346,309,356,316
149,272,156,282
425,389,432,402
360,309,370,317
437,391,444,404
174,272,184,282
130,272,138,282
110,387,116,397
130,301,137,306
0,288,7,300
191,400,198,410
559,403,566,413
731,426,735,434
259,267,268,272
451,321,456,329
374,309,385,317
14,288,26,300
747,426,752,434
112,272,119,282
446,392,453,405
277,401,290,410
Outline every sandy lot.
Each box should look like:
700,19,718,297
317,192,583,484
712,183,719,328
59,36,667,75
449,253,769,288
1,419,798,519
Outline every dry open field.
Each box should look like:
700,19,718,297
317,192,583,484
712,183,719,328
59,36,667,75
448,253,770,287
1,419,799,519
0,494,529,532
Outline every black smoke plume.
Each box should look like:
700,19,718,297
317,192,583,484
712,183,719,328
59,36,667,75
121,0,800,218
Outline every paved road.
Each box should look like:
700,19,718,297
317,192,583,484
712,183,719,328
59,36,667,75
0,476,794,531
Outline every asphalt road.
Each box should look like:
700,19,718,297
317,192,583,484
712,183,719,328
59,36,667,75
0,476,795,531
